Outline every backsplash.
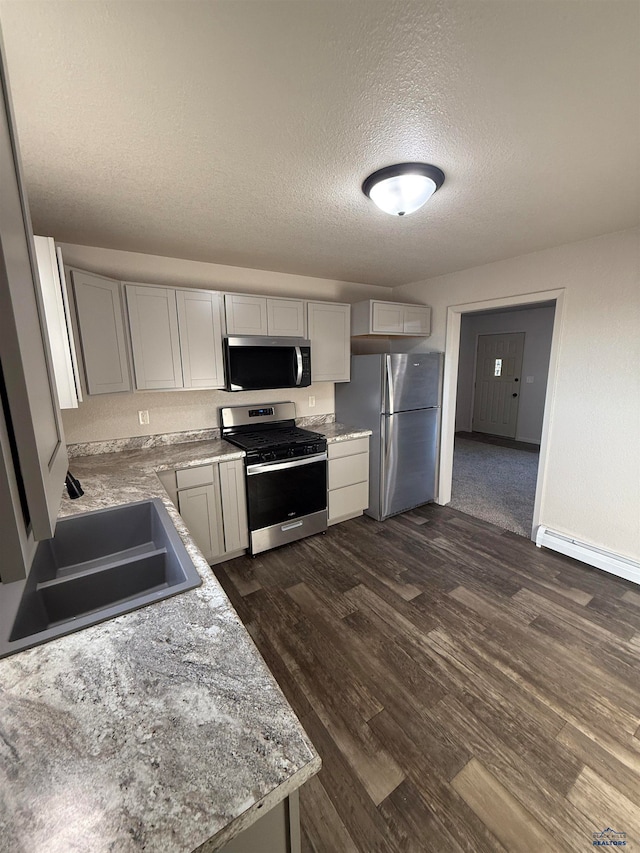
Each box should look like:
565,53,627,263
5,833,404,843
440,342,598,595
67,414,336,458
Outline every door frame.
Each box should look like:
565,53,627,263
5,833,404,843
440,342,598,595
438,288,565,540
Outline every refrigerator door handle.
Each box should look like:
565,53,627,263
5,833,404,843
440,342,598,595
385,355,395,414
380,415,393,518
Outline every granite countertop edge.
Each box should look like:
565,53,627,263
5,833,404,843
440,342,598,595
0,436,321,853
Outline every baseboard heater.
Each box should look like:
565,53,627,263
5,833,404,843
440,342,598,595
535,526,640,586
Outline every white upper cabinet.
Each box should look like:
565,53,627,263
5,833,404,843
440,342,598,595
402,305,431,336
225,294,268,336
70,269,132,395
225,294,305,337
176,289,225,389
127,284,226,392
33,237,82,409
125,284,183,390
307,302,351,383
0,49,67,554
351,299,431,337
372,301,405,334
266,298,306,337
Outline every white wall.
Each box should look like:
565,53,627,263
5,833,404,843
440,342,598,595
456,305,555,442
393,228,640,561
58,242,390,443
59,243,392,303
61,383,335,444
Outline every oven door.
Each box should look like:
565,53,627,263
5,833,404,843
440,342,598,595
246,453,327,553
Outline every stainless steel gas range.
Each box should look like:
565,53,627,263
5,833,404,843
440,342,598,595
220,403,327,555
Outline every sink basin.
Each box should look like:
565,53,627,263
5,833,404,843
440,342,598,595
0,499,202,658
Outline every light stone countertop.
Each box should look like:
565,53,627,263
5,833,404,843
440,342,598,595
312,423,373,443
0,438,320,853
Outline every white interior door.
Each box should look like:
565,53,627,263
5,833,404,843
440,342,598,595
472,332,524,437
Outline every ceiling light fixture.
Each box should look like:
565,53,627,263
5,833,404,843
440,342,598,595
362,162,445,217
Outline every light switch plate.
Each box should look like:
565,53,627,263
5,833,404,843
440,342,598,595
138,410,150,425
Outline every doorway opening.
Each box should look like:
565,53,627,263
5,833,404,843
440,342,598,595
438,290,565,540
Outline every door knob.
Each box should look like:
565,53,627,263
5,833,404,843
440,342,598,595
512,392,518,398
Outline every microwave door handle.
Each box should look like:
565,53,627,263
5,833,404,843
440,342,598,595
295,346,303,385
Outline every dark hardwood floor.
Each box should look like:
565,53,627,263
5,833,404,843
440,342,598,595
214,506,640,852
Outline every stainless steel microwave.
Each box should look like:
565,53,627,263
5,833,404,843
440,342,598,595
224,336,312,391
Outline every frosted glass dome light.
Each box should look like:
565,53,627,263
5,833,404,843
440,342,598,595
362,163,445,216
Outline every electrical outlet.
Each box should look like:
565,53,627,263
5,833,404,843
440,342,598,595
308,395,316,408
138,410,150,425
526,376,535,384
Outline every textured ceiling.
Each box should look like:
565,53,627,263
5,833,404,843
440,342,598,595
1,0,638,288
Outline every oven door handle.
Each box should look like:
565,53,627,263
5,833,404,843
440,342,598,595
295,346,303,386
246,452,327,475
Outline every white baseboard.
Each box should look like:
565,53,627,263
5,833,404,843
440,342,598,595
535,526,640,586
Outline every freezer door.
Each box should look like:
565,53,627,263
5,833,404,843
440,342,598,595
385,352,443,413
380,408,439,519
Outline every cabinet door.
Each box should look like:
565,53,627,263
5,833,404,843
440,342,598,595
225,294,268,336
219,458,249,553
178,483,224,563
33,237,81,409
219,792,300,853
403,305,431,335
328,452,369,491
126,284,183,390
371,302,405,334
0,55,67,545
176,289,224,389
267,298,305,337
307,302,351,382
71,270,132,394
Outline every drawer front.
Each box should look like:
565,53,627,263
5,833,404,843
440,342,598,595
328,481,369,521
176,464,215,489
328,437,369,460
328,453,369,491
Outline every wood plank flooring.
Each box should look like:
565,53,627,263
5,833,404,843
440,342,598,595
213,505,640,852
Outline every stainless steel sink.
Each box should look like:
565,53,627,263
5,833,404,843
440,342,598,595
0,499,202,658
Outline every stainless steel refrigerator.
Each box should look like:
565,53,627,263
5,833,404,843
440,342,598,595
335,352,444,521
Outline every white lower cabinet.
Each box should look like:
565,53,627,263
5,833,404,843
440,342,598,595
218,459,249,553
327,436,370,525
161,459,248,564
178,483,224,563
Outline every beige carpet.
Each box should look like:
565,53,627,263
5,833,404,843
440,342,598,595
449,437,539,536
